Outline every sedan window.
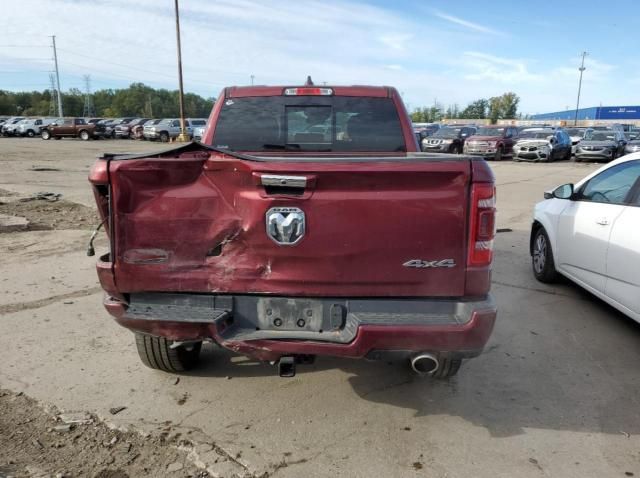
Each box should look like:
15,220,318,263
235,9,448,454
580,161,640,205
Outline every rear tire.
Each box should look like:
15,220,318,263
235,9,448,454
135,334,202,373
79,130,90,141
159,131,170,143
494,147,503,161
27,129,35,137
532,227,558,283
432,358,462,379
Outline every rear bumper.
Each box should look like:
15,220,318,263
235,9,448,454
102,292,497,361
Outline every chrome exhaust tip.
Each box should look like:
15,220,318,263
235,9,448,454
410,353,439,375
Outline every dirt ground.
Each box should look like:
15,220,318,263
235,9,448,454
1,138,639,478
0,389,211,478
0,189,98,232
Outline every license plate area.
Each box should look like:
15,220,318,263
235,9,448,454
257,298,324,332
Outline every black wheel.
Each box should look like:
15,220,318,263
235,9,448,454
159,131,170,143
41,129,51,140
532,227,558,283
432,358,462,379
494,147,503,161
27,129,35,138
550,148,556,162
54,136,62,140
79,130,90,141
135,334,202,373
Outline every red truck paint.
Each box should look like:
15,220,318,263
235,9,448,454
89,84,497,375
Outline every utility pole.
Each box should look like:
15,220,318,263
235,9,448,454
250,74,255,86
174,0,189,142
83,75,95,117
51,35,63,118
48,73,57,117
574,51,587,126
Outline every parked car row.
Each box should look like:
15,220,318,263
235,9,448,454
414,122,637,163
0,116,208,142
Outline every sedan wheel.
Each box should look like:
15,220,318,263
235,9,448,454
532,227,558,283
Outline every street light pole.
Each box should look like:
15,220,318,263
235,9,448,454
574,51,587,126
174,0,189,142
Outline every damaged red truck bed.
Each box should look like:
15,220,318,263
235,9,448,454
89,82,497,378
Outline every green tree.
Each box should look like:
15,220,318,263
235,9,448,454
0,83,214,118
500,92,519,119
460,99,488,119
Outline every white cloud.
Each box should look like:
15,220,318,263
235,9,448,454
432,10,504,36
462,51,544,83
552,56,616,82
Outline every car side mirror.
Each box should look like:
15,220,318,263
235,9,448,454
544,183,574,200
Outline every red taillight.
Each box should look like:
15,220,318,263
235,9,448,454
283,87,333,96
468,183,496,267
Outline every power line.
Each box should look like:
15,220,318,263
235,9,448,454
0,44,49,48
83,75,95,117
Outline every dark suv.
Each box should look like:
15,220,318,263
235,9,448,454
421,126,477,154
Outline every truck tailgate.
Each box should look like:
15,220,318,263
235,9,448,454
108,152,470,297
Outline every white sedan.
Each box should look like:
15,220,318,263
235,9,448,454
530,153,640,322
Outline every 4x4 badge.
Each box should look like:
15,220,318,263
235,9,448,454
403,259,456,268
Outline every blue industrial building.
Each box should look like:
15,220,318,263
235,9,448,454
530,105,640,121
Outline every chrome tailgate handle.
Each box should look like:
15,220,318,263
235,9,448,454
261,175,307,188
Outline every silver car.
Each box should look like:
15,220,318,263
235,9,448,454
144,118,207,142
17,118,58,137
575,129,627,162
1,117,26,136
513,128,572,162
624,131,640,154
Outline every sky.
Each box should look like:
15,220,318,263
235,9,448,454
0,0,638,115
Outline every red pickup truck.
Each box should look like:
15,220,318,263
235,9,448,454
89,82,497,378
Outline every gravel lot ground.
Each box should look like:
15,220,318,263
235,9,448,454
1,138,639,478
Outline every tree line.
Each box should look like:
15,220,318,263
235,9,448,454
410,92,522,124
0,82,214,118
